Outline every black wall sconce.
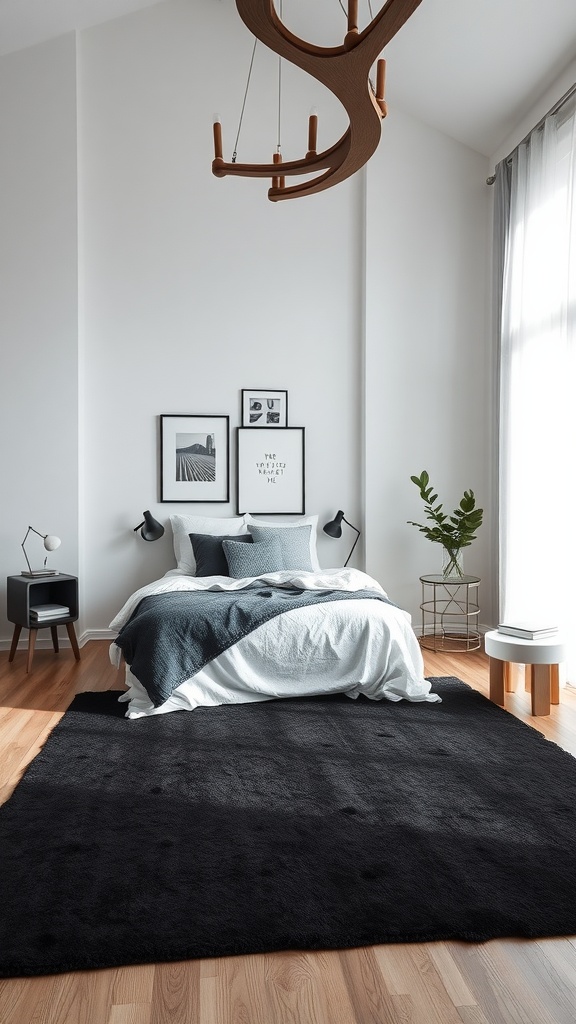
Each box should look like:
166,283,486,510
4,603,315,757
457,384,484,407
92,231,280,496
323,510,361,566
133,511,165,542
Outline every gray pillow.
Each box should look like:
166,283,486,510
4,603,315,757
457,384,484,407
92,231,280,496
247,524,313,571
222,537,285,578
189,533,252,577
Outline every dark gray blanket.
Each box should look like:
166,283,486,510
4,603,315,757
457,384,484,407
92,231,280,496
113,585,391,707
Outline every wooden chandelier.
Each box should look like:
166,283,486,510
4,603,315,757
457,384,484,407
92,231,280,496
212,0,424,201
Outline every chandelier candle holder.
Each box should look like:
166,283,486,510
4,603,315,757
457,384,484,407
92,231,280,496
212,0,423,201
306,110,318,158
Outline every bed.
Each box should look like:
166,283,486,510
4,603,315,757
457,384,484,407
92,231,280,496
109,513,441,718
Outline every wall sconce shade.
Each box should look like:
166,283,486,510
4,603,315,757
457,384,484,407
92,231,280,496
21,526,61,577
323,510,345,538
323,511,360,566
134,511,165,542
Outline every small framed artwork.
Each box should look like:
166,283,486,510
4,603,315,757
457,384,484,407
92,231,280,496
237,427,305,514
242,389,288,427
160,414,229,503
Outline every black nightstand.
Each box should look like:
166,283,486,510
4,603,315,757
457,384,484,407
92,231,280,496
7,574,80,672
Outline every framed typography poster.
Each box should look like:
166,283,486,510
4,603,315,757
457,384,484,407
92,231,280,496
236,427,305,514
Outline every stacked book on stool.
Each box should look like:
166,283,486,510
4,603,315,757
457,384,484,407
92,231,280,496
498,621,558,640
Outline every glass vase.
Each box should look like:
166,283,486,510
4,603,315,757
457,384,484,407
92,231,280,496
442,546,464,579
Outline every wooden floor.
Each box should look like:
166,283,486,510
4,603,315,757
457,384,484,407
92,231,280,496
1,641,576,1024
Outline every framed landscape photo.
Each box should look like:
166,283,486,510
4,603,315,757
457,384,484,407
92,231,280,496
242,389,288,427
160,414,229,503
236,427,305,514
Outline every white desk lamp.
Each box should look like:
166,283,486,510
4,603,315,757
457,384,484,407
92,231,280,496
21,527,61,577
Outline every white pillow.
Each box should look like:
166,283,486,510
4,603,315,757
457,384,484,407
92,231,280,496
244,513,320,571
170,514,247,575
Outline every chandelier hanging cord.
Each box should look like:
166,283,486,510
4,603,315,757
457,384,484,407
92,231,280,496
273,0,284,188
277,0,283,153
338,0,374,18
276,49,282,153
231,35,258,162
273,50,285,188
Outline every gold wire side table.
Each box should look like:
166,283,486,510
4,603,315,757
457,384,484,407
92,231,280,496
419,574,481,653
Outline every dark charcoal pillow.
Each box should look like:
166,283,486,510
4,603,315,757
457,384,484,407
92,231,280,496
189,533,252,577
222,537,285,578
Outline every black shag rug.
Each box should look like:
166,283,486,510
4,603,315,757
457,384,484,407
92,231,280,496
1,677,576,977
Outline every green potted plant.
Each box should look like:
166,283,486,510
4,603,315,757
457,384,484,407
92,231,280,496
407,470,483,578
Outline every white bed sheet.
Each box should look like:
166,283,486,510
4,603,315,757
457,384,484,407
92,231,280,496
108,568,441,718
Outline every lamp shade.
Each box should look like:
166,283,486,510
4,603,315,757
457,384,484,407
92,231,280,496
134,511,164,542
323,510,345,538
44,535,61,552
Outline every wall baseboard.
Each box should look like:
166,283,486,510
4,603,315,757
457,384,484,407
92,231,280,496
0,628,117,652
82,629,117,643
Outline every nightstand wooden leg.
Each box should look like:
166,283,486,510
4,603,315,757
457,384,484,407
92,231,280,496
550,664,560,704
27,629,38,673
66,623,81,661
50,625,60,653
489,658,505,706
531,665,551,716
504,662,515,692
525,665,533,693
9,625,22,662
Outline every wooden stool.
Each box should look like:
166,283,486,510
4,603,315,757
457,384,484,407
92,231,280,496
484,630,564,716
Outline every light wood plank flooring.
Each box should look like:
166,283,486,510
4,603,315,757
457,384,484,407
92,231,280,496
1,641,576,1024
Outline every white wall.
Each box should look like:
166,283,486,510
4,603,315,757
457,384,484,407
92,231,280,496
364,109,494,627
491,57,576,168
0,34,79,636
0,0,495,645
78,0,363,632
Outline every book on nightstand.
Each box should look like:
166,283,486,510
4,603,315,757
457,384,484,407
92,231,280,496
497,622,558,640
30,604,70,621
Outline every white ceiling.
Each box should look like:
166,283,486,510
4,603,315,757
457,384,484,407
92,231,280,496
1,0,575,157
0,0,163,56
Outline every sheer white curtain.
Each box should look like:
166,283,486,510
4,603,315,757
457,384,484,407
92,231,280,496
499,95,576,680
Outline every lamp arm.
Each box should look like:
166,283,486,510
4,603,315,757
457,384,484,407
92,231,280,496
342,518,361,567
21,525,46,574
342,517,360,534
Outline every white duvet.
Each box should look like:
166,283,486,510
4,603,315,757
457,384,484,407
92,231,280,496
108,568,441,718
